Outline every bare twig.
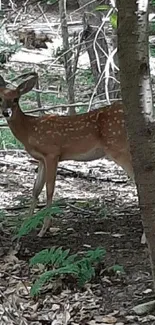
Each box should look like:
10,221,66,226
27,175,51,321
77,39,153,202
37,2,55,34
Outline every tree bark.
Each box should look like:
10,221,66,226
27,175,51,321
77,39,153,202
117,0,155,288
59,0,76,115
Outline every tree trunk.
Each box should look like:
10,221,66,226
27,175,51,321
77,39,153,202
59,0,76,115
117,0,155,288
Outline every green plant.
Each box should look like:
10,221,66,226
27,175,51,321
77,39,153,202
21,91,67,109
150,44,155,58
77,69,94,86
0,210,6,221
0,128,23,149
41,93,67,105
30,247,106,296
77,106,88,114
17,204,62,238
21,91,37,103
95,5,117,29
5,69,16,80
108,264,124,273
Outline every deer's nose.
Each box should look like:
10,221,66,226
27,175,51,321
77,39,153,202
3,108,12,118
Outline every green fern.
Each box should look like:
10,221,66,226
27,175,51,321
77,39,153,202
17,205,62,238
30,247,73,267
30,247,106,268
31,264,79,296
76,260,95,287
108,264,124,273
84,247,106,262
30,247,106,296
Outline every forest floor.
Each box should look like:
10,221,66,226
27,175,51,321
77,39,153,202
0,152,154,325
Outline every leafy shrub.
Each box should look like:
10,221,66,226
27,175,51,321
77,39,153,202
30,246,106,296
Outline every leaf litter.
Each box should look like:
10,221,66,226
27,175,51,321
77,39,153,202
0,153,154,324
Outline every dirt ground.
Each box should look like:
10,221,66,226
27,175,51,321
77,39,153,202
0,152,154,324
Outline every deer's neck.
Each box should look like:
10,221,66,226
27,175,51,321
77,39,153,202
7,107,29,143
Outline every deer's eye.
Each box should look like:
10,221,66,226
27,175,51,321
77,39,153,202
13,98,18,103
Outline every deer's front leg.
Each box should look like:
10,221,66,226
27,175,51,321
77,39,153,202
29,161,45,216
38,155,59,237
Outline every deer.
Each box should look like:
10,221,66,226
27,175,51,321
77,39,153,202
0,72,134,237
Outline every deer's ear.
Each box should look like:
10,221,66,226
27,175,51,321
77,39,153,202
17,72,38,96
0,75,6,88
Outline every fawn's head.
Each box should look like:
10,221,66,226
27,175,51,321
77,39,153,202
0,72,38,120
